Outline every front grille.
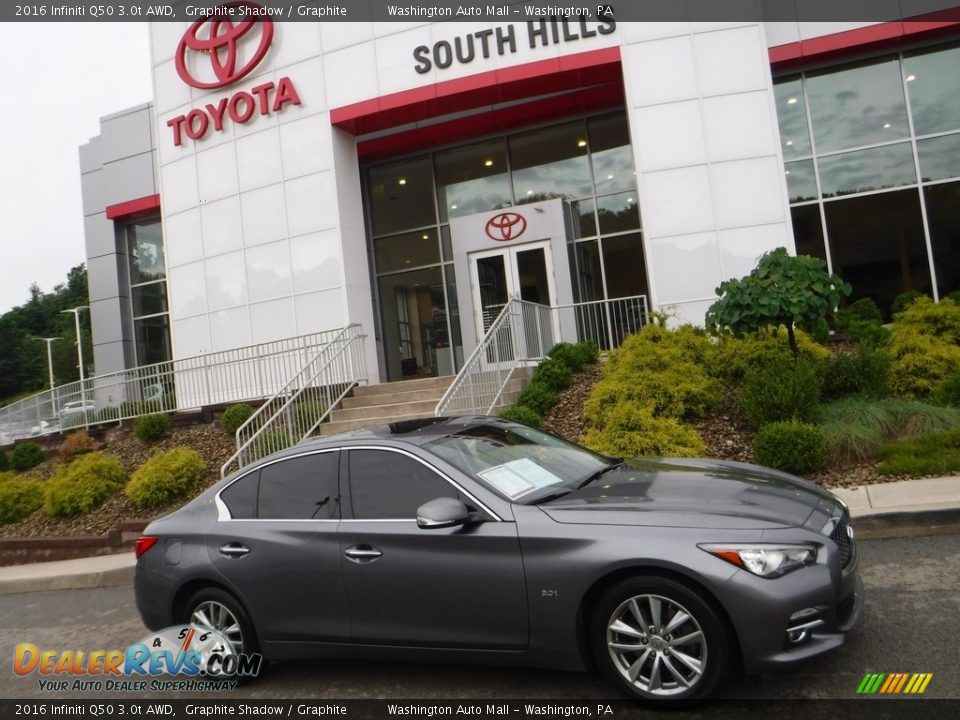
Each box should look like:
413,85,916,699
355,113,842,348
830,516,854,568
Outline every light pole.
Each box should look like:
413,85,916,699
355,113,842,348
61,306,89,393
31,336,61,390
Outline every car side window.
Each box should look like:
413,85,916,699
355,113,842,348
257,451,340,520
221,471,259,519
349,449,459,520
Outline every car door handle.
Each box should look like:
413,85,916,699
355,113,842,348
344,545,382,563
219,543,250,558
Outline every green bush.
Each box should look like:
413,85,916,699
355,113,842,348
294,400,328,431
709,328,829,385
498,405,542,428
889,297,960,398
532,358,573,392
753,422,827,475
890,290,927,317
0,472,43,524
738,359,822,428
11,442,45,472
836,297,883,327
845,319,891,348
931,372,960,407
820,345,891,400
0,449,8,472
581,401,705,458
126,447,206,509
877,428,960,476
134,414,171,443
43,452,125,517
221,403,254,436
255,430,293,457
946,291,960,306
547,341,599,372
516,381,557,417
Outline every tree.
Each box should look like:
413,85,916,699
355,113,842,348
705,248,850,358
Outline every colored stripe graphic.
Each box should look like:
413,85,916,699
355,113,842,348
857,672,933,694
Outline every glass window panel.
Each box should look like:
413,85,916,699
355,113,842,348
824,189,931,318
444,264,462,373
128,219,165,284
131,283,168,318
925,181,960,298
349,450,459,519
257,453,340,520
510,121,592,202
596,192,641,234
790,204,828,264
904,45,960,136
818,142,916,197
221,472,259,520
368,156,435,236
601,233,649,299
572,239,604,302
774,77,813,159
133,315,172,366
440,225,453,261
374,229,440,273
917,133,960,183
589,114,637,195
570,199,596,238
806,58,909,153
377,266,447,381
435,139,511,222
785,160,818,203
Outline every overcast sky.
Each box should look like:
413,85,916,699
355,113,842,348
0,23,153,315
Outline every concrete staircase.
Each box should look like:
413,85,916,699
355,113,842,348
315,369,531,437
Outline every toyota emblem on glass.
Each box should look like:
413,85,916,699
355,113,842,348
485,212,528,242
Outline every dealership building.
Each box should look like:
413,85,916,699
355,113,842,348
80,9,960,388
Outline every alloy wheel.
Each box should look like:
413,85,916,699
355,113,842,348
190,600,244,656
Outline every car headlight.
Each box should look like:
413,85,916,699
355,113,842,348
699,543,818,578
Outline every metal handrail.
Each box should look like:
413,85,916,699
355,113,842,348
220,324,367,477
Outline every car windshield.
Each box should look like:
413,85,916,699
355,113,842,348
422,422,612,503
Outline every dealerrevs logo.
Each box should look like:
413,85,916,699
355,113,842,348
167,1,302,146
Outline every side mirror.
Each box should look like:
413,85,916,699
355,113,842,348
416,497,471,529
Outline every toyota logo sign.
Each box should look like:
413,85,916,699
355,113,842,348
175,1,274,90
485,212,528,242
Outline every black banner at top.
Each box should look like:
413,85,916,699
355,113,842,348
3,0,960,23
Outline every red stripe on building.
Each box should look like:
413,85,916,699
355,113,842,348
105,194,161,220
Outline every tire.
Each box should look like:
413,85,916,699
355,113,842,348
183,587,261,681
590,576,731,704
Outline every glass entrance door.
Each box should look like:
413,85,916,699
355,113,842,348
468,242,557,341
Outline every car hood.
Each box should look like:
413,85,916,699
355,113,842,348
539,457,839,529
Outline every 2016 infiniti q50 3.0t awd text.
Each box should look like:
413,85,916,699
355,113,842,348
134,416,864,703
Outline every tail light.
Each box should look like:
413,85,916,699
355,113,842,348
135,536,158,559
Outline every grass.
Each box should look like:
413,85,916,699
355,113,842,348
878,429,960,476
817,398,960,466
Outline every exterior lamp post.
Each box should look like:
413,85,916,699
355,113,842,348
31,336,61,390
61,306,89,393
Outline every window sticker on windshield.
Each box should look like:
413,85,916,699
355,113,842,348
479,458,564,499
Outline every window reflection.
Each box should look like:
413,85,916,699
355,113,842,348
818,142,915,197
790,205,828,263
510,121,592,201
596,192,641,234
785,160,817,202
589,114,637,195
368,156,435,236
806,58,909,153
774,77,812,159
134,315,172,367
129,220,165,284
374,229,441,273
917,134,960,183
601,233,648,299
903,45,960,136
925,181,960,298
570,199,596,238
435,139,511,222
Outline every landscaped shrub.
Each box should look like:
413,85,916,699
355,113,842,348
586,324,721,424
126,447,206,509
947,291,960,306
0,449,8,472
890,290,926,317
516,381,557,417
709,328,830,384
134,414,171,443
836,297,883,327
877,428,960,476
59,431,95,461
738,359,822,428
889,297,960,398
43,452,125,517
547,341,599,372
0,472,43,524
581,401,706,458
532,357,573,392
255,430,293,457
498,405,542,428
221,403,254,435
294,400,327,431
11,442,45,472
845,320,891,348
753,422,827,475
931,372,960,407
820,345,891,400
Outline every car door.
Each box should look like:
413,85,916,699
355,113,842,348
339,446,528,650
206,449,349,642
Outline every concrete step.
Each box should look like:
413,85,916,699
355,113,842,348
331,398,440,422
341,387,449,409
352,375,454,397
315,411,437,436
